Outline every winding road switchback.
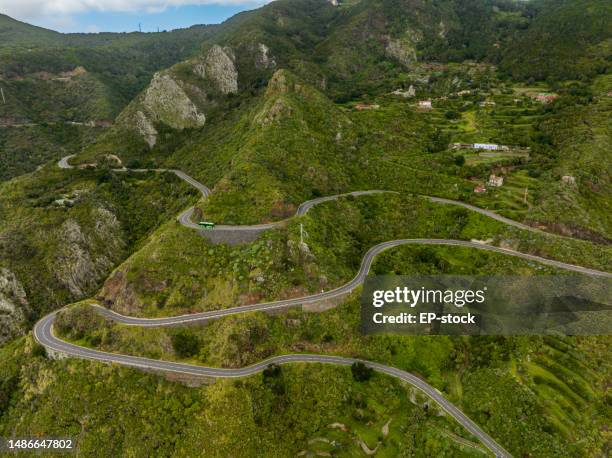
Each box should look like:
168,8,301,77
43,155,612,457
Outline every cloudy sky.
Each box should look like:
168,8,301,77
0,1,270,33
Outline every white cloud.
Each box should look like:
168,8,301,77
0,1,268,22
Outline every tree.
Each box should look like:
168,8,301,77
263,364,286,395
351,362,373,382
445,110,460,120
171,331,200,358
428,128,451,153
454,155,466,166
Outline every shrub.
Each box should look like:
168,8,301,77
170,330,200,358
351,362,373,382
445,110,460,120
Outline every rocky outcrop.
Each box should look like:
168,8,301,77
54,209,123,298
132,110,158,148
143,72,206,129
265,69,300,95
385,38,417,67
257,98,293,126
0,268,28,344
385,29,422,67
256,43,276,70
193,45,238,94
99,270,143,315
254,70,297,125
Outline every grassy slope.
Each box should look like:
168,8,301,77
500,0,612,81
0,337,475,457
95,194,610,318
0,124,100,182
0,14,219,181
54,242,611,457
0,1,610,456
522,76,612,239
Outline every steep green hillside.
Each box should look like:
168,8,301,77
54,242,611,456
0,166,197,343
1,337,478,457
0,124,99,181
0,15,219,180
0,14,60,48
500,0,612,81
521,76,612,240
94,194,610,319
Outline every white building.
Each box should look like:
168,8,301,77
474,143,500,151
488,174,504,187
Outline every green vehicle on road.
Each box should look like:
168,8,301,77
198,221,215,229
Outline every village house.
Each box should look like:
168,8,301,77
535,93,558,103
418,99,432,109
452,143,472,149
474,185,487,193
479,101,496,107
474,143,501,151
452,143,510,151
488,174,504,187
354,103,380,110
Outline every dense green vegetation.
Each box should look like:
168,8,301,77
0,124,100,181
500,0,611,81
0,0,610,456
0,13,218,112
0,166,197,339
94,194,610,319
54,243,611,456
1,336,482,457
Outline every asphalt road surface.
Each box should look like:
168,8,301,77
34,311,511,457
45,156,612,457
56,155,581,239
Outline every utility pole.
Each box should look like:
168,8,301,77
138,23,142,32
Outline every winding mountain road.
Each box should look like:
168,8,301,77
39,156,612,457
34,312,509,457
55,156,556,236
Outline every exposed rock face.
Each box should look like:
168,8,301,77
266,69,296,95
392,84,416,98
385,29,422,67
133,110,158,147
254,70,298,125
143,72,206,129
54,210,123,297
193,45,239,94
256,43,276,69
0,268,28,344
385,38,417,67
257,98,293,126
99,270,142,315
